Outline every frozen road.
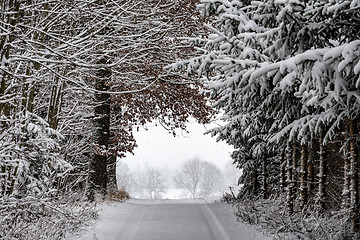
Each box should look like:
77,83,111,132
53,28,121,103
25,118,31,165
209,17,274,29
74,199,271,240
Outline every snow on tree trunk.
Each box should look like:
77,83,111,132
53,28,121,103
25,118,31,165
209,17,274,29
342,119,350,208
261,155,267,199
286,142,294,215
0,1,20,195
280,148,286,192
299,145,308,208
107,154,117,196
253,167,259,197
0,0,20,120
349,118,359,232
292,143,298,191
307,148,314,197
86,59,111,201
317,127,327,210
280,163,286,193
47,76,62,130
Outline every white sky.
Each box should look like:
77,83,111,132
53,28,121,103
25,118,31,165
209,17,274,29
121,119,234,173
118,119,240,199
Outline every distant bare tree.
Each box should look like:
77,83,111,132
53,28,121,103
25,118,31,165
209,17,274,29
174,158,203,198
174,158,224,198
139,168,166,199
116,161,134,194
200,161,224,198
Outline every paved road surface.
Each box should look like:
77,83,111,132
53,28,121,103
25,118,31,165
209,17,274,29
75,199,271,240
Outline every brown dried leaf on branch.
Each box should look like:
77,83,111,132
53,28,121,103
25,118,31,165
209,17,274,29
108,0,216,157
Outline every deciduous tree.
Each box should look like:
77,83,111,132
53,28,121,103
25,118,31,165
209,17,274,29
174,158,223,198
139,168,166,199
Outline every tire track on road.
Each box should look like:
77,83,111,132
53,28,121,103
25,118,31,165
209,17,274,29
116,205,147,240
198,204,231,240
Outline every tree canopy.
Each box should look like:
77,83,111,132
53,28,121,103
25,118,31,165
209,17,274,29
169,0,360,233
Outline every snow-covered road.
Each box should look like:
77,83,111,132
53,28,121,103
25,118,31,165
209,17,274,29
73,199,271,240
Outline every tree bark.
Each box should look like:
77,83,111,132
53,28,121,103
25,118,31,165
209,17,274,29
317,127,327,210
307,147,314,196
280,148,286,192
261,154,267,199
292,143,298,189
86,59,111,201
48,76,62,129
253,167,259,197
286,141,294,215
349,118,359,232
47,76,62,129
0,0,21,119
300,144,308,208
280,161,286,192
343,119,350,208
107,154,117,193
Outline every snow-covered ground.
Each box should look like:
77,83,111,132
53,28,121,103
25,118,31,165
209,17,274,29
71,199,271,240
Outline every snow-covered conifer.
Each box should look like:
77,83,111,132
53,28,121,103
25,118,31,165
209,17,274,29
169,0,360,231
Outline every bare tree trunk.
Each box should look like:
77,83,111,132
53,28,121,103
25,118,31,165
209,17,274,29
300,144,308,208
261,154,267,199
48,75,62,129
107,154,117,194
86,59,111,201
253,167,259,197
307,147,314,196
0,78,6,117
286,141,294,215
280,148,286,192
0,0,21,195
343,119,350,208
292,143,298,190
0,0,21,120
349,118,359,232
317,127,327,210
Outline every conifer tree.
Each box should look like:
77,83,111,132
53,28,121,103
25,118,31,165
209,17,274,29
169,0,360,231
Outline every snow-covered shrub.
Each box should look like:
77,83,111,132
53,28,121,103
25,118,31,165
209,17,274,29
234,195,358,240
0,194,98,240
221,190,238,204
108,187,130,201
0,112,72,197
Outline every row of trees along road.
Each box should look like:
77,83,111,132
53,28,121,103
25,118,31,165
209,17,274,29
117,158,227,199
0,0,215,203
169,0,360,234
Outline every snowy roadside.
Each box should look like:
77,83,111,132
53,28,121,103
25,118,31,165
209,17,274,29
69,198,272,240
1,195,98,240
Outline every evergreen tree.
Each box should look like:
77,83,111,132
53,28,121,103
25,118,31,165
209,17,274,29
170,0,360,232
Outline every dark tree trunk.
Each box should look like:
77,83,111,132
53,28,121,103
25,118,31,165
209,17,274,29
307,147,314,195
107,154,117,194
292,143,298,189
280,148,286,192
343,119,350,208
86,59,111,201
0,0,20,120
261,154,267,199
349,119,359,232
300,144,308,208
286,141,294,215
253,167,259,197
48,76,62,129
317,127,327,210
